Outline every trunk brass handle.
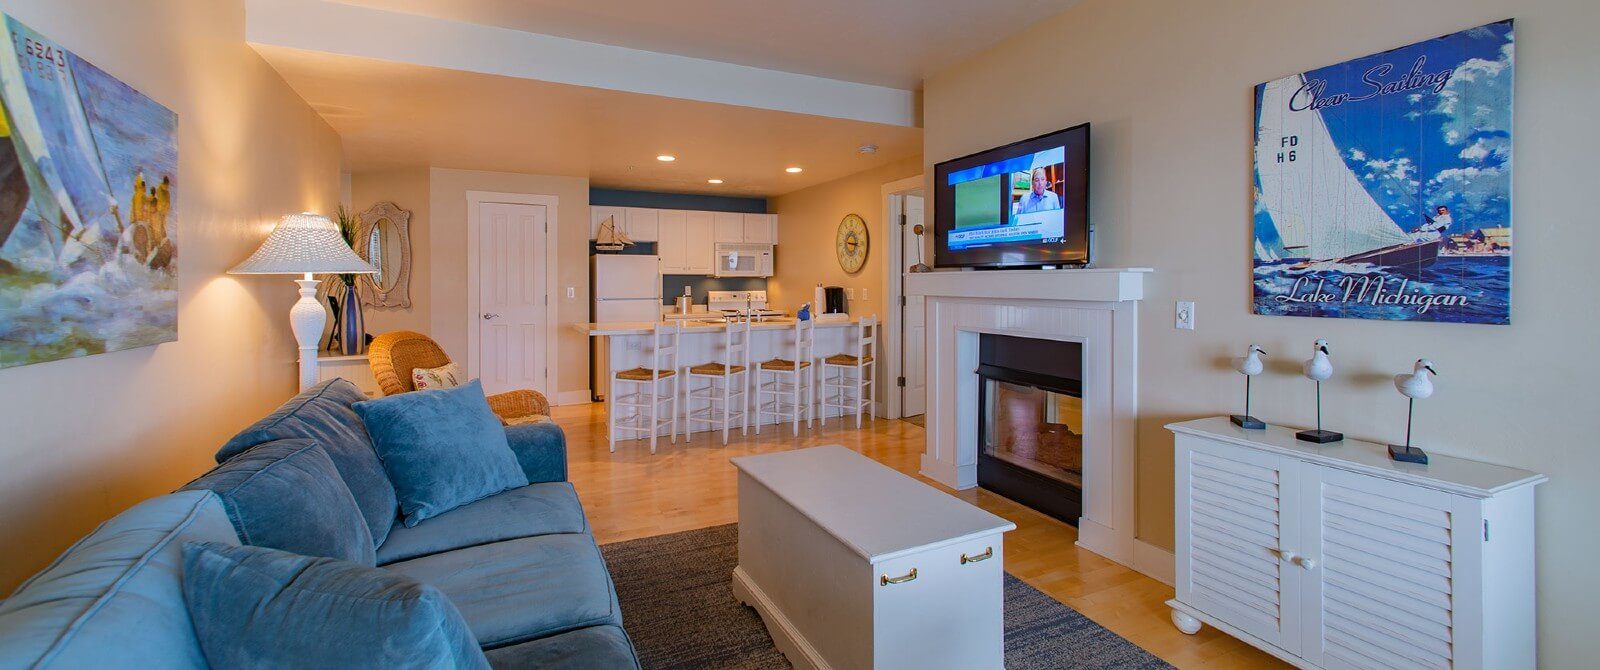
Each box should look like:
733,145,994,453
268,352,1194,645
880,568,917,586
960,547,994,564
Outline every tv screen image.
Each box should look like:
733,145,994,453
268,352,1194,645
933,124,1089,268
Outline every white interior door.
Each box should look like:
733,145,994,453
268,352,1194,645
901,194,927,417
477,202,548,397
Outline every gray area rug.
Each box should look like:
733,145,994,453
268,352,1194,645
601,524,1172,669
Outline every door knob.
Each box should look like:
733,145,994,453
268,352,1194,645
1295,556,1317,570
1275,549,1297,564
482,313,500,320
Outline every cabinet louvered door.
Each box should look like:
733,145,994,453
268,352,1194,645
1299,464,1477,670
1175,436,1301,655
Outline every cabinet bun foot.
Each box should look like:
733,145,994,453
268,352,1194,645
1170,608,1202,635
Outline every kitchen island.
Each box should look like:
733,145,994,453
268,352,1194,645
583,317,870,440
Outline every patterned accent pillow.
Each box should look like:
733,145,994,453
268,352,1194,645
412,363,463,391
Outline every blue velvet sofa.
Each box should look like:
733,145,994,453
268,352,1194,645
0,379,640,669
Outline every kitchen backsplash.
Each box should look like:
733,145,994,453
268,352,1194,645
662,276,767,306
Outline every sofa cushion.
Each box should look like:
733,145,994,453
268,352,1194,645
504,421,568,484
0,491,237,669
354,380,529,527
384,533,621,649
485,625,640,670
377,483,588,565
181,542,489,670
183,439,376,565
219,379,399,546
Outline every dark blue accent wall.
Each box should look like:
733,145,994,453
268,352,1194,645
590,188,768,213
661,276,768,306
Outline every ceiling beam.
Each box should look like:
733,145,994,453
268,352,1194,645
246,0,919,128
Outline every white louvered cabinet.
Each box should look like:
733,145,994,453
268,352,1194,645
1167,418,1546,670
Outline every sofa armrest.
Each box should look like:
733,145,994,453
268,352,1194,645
504,422,567,483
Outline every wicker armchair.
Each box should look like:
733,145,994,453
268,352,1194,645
367,330,550,424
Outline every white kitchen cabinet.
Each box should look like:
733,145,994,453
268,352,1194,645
590,205,626,240
743,213,776,244
656,209,688,273
1167,418,1545,670
713,211,745,243
624,207,659,242
685,211,716,274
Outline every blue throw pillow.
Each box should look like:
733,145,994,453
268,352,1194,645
219,379,401,548
182,439,376,565
180,542,489,670
353,380,529,527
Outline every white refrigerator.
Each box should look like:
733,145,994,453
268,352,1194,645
591,255,661,400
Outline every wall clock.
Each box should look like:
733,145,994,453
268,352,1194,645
836,213,869,274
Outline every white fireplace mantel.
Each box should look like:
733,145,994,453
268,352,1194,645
905,267,1150,574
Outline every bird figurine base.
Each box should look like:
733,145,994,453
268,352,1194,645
1388,444,1429,464
1230,414,1266,430
1296,429,1344,444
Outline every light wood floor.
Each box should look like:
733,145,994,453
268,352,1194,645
551,402,1287,669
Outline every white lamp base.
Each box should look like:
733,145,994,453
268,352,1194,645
290,277,325,391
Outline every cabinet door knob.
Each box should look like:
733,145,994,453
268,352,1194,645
960,547,994,564
1275,549,1297,564
880,568,918,586
1296,556,1317,570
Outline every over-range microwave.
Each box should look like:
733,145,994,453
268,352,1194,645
714,243,773,277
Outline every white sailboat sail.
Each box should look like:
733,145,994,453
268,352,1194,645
0,31,83,259
1254,75,1411,261
1254,238,1280,262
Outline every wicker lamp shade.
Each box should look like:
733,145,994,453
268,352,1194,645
230,212,375,275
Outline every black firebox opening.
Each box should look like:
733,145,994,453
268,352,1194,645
977,334,1084,526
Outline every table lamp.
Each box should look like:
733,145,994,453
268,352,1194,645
230,212,375,391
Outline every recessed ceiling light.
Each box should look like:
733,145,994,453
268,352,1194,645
859,144,878,154
785,166,803,173
656,155,676,162
707,179,724,184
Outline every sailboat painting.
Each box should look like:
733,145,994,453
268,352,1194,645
0,14,179,368
1252,20,1513,325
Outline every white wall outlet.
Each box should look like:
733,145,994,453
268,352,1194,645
1175,301,1195,330
860,288,869,301
846,288,857,300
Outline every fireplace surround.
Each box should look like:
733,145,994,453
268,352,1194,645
904,267,1155,577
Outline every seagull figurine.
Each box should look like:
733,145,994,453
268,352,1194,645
1296,339,1342,443
1230,345,1267,429
1302,339,1332,381
1394,358,1438,400
1389,359,1438,464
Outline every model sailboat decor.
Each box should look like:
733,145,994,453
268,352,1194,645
0,14,179,368
594,214,632,252
1251,20,1514,325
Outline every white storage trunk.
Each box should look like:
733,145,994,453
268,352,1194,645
731,446,1016,670
1166,418,1546,670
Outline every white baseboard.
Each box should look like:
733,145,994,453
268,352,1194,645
732,566,831,670
1133,539,1176,586
555,390,592,406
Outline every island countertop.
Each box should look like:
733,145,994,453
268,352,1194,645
580,317,861,336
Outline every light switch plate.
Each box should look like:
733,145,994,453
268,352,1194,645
566,287,576,299
1175,301,1195,330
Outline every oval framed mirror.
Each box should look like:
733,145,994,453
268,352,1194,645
354,201,413,308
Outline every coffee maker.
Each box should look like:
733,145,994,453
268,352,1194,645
822,286,848,315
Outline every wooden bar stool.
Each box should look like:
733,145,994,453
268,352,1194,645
684,319,753,445
757,316,815,436
820,315,877,428
609,321,680,454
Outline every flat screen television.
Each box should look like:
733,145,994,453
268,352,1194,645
933,123,1090,269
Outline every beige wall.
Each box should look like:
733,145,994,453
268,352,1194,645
925,0,1597,664
769,156,922,413
350,168,431,337
769,156,923,313
0,0,342,590
428,168,591,400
